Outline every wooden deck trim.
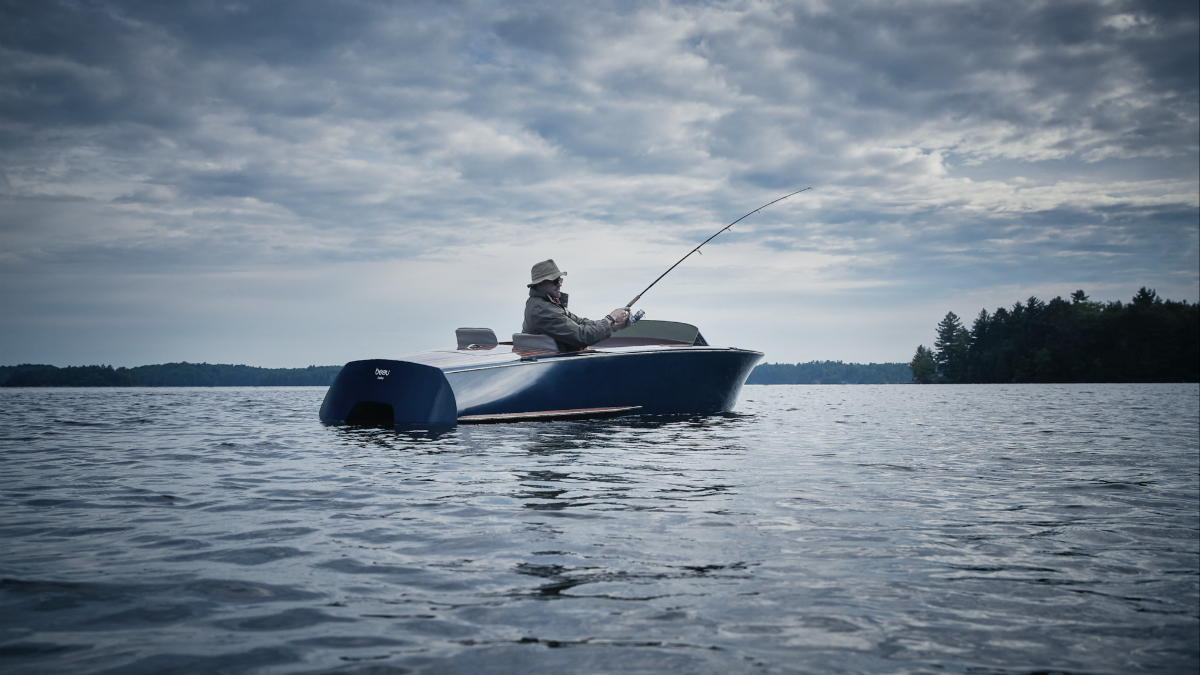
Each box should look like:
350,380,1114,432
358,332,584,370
458,406,642,424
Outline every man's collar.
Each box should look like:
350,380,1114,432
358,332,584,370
528,288,568,307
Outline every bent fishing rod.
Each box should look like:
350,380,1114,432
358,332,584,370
626,187,811,310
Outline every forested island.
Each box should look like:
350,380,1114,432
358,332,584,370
747,361,911,384
910,288,1199,383
1,363,343,387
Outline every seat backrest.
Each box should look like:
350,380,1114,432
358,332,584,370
456,327,498,349
511,333,559,352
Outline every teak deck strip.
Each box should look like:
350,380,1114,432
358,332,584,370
458,406,642,424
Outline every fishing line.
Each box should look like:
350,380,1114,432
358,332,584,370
626,187,811,309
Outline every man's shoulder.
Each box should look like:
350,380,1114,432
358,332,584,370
525,293,554,317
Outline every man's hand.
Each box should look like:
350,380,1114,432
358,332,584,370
607,307,631,330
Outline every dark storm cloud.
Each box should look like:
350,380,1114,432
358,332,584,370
6,1,1193,182
0,0,481,153
723,0,1197,166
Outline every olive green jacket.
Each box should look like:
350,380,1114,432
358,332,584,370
522,289,612,351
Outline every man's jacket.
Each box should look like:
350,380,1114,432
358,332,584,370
523,289,612,352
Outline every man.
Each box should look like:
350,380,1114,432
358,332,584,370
523,259,631,351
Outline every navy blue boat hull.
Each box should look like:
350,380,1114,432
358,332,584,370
448,348,761,417
320,343,762,427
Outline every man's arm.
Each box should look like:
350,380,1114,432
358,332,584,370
528,303,613,349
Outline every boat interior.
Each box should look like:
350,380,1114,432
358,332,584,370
454,320,709,353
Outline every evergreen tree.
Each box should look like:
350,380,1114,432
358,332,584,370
909,346,936,383
1131,286,1159,309
933,312,970,382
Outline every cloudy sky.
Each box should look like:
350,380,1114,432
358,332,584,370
2,0,1197,368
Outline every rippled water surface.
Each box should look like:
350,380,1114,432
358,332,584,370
1,384,1197,675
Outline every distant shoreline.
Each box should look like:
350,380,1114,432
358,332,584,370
3,360,916,387
0,360,916,386
2,360,919,387
747,361,913,385
1,363,343,387
5,359,1196,388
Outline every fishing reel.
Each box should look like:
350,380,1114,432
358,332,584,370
630,309,645,325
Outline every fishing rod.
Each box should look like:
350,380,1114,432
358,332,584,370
625,187,811,312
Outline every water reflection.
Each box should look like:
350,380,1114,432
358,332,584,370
327,410,755,452
330,423,459,447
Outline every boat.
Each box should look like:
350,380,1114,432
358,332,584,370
319,320,763,427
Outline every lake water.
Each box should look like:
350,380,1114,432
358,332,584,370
1,384,1196,675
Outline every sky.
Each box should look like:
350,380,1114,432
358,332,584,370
1,0,1197,368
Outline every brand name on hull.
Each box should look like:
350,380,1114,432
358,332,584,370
375,368,390,380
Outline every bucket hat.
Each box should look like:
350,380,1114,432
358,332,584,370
528,259,567,287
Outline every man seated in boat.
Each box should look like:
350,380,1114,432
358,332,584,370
524,259,631,352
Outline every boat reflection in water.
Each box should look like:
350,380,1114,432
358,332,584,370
319,320,763,427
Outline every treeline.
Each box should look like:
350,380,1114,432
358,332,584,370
128,363,343,386
748,361,912,384
1,362,343,387
910,288,1199,384
0,364,59,384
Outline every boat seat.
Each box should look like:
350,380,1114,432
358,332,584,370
456,327,498,349
511,333,559,352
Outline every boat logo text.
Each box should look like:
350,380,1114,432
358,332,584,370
375,368,390,380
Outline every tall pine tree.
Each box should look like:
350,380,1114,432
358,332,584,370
934,312,971,383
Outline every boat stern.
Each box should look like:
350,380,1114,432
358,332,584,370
319,359,458,427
